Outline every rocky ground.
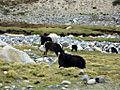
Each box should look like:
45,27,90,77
0,34,120,56
0,33,119,90
0,0,120,25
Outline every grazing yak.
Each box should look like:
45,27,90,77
58,52,86,69
71,45,78,52
40,35,52,45
44,41,64,56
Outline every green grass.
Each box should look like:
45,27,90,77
75,37,120,42
0,25,120,42
0,24,120,89
0,25,120,35
0,46,119,89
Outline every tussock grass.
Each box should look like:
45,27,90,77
0,47,119,89
0,24,120,89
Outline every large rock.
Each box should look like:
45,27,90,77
0,45,35,63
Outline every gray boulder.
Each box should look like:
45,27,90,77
0,45,35,63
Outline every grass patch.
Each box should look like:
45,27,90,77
75,37,120,42
0,25,120,36
0,24,120,89
0,49,119,89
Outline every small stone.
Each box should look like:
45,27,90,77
4,86,11,90
39,45,45,52
79,69,84,75
56,84,61,88
95,76,105,83
11,85,16,89
48,85,59,89
68,35,74,38
26,85,34,90
61,80,71,85
23,80,29,83
28,49,31,51
61,87,67,90
81,74,89,81
64,85,69,88
59,67,64,70
87,79,96,85
3,71,8,75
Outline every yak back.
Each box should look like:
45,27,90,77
58,52,86,68
45,41,64,53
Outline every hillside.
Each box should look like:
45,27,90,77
0,0,120,25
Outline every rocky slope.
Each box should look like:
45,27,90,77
0,0,120,25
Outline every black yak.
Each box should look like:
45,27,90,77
44,41,64,56
58,52,86,69
71,45,78,52
40,35,52,45
111,47,118,54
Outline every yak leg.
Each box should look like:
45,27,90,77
44,52,46,55
75,48,77,52
55,51,58,56
71,48,73,51
44,49,48,56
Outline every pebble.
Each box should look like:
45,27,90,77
79,69,84,75
61,80,71,85
81,74,90,81
4,86,11,90
64,85,69,88
26,85,34,90
81,74,106,85
3,71,8,75
11,85,16,89
48,85,59,89
61,87,68,90
87,79,96,85
23,80,29,83
95,76,105,83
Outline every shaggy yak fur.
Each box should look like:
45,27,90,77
58,52,86,69
44,41,64,56
71,45,78,52
111,47,118,54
